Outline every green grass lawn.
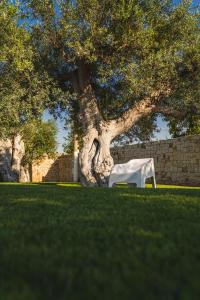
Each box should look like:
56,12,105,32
0,183,200,300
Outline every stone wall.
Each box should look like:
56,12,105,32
111,135,200,186
30,135,200,186
31,154,73,182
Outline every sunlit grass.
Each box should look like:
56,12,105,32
0,182,199,189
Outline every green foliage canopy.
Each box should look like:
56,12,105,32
0,1,64,139
24,0,200,141
22,120,57,164
0,0,200,145
0,0,33,71
168,115,200,137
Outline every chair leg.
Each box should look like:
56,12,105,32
151,176,157,188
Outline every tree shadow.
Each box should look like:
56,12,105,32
118,186,200,198
0,180,199,199
32,155,73,183
42,159,60,182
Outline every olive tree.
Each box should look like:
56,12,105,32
18,0,200,185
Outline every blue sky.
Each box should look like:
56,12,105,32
174,0,200,5
43,111,67,153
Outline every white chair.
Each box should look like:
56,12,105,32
109,158,156,188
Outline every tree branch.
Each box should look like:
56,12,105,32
109,86,173,139
153,105,187,119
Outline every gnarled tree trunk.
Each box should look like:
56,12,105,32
72,63,174,186
79,125,114,186
0,134,25,182
20,164,31,182
72,62,115,186
11,134,25,181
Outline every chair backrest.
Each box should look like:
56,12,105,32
111,158,154,174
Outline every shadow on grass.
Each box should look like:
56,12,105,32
0,182,200,300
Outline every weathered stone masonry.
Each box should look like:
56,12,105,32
30,135,200,186
31,154,73,183
111,135,200,186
